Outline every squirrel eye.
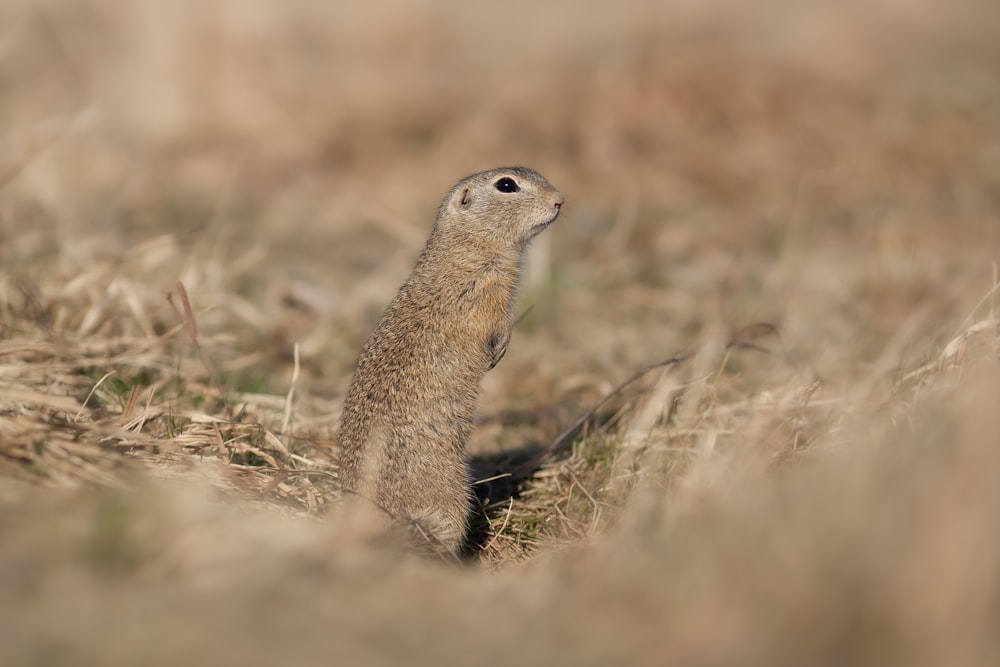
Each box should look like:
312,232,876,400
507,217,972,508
494,177,520,193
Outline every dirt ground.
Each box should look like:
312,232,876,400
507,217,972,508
1,0,999,664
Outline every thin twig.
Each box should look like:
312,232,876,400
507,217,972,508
513,304,535,328
512,352,689,478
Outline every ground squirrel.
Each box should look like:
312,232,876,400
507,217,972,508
337,166,564,555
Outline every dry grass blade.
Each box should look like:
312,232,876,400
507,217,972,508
281,342,300,435
167,281,232,419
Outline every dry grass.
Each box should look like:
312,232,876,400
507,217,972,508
2,0,1000,663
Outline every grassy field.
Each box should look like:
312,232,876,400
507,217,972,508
2,0,1000,663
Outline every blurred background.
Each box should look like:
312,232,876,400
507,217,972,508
3,1,998,378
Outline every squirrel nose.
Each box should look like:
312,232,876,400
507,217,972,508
553,193,565,209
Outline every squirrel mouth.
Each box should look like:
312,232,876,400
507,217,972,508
528,212,560,238
533,203,563,230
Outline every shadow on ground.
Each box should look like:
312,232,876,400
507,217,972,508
462,441,548,559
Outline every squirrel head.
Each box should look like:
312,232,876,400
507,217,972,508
436,166,564,248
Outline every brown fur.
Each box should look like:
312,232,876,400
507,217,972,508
337,167,564,555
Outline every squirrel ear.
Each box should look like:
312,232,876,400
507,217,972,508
459,187,471,208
